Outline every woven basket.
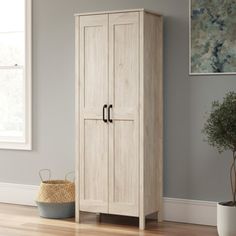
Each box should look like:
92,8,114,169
36,169,75,203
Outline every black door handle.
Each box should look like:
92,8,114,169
108,105,112,123
103,104,108,123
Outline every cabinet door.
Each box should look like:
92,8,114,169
79,14,109,213
108,12,140,216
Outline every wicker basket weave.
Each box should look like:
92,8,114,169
36,170,75,203
37,180,75,203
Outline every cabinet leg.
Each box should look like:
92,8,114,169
96,213,102,222
156,211,159,223
158,209,163,222
155,211,159,222
76,210,80,223
139,215,145,230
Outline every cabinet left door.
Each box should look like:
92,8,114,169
78,14,109,213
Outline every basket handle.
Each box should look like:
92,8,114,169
39,169,51,182
65,171,75,182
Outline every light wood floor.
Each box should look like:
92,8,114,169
0,203,217,236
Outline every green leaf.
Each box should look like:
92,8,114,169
202,91,236,153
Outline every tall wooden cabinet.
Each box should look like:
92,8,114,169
75,9,163,229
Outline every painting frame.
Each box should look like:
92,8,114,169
189,0,236,75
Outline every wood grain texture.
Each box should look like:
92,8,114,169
108,12,139,217
75,15,80,223
79,14,108,113
76,9,163,230
143,12,163,219
79,120,108,213
78,14,109,214
139,10,145,230
75,8,162,17
0,204,218,236
109,120,138,216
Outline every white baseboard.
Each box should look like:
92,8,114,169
0,182,39,206
164,197,217,226
0,183,217,226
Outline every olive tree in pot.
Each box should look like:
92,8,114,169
203,91,236,236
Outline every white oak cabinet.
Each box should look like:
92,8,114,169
75,9,163,229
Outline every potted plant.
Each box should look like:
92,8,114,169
203,91,236,236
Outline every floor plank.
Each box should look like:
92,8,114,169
0,203,217,236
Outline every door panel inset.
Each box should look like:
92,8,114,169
84,120,108,201
84,26,107,109
113,121,138,203
113,23,138,109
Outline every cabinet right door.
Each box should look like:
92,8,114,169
108,12,140,217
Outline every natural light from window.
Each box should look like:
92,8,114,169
0,0,31,149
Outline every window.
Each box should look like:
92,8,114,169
0,0,32,150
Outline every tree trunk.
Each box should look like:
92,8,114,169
230,151,236,205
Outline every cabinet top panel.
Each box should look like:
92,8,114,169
74,8,162,17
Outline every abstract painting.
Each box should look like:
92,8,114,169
190,0,236,74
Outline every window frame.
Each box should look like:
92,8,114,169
0,0,32,150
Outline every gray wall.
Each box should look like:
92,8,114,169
0,0,235,202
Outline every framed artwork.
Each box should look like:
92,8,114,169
190,0,236,75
